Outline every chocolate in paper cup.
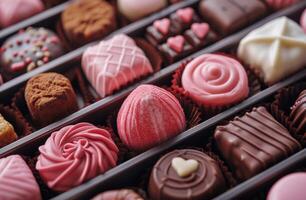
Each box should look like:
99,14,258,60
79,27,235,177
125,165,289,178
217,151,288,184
171,56,261,119
0,105,33,146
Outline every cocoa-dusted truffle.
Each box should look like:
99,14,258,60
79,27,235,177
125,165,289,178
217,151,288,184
290,90,305,134
214,106,301,180
61,0,116,46
149,149,226,200
0,114,18,147
25,72,78,126
91,189,143,200
0,27,64,79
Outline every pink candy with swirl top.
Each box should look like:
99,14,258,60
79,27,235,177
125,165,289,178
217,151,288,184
182,54,249,107
36,123,119,191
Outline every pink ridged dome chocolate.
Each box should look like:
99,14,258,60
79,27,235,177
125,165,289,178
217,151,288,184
117,84,186,151
36,123,119,191
0,155,41,200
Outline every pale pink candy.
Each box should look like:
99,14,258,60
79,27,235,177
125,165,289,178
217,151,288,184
0,155,41,200
117,84,186,151
82,34,153,98
191,23,210,39
176,7,194,23
300,9,306,33
265,0,298,10
153,18,170,35
0,0,44,28
182,54,249,107
167,35,185,53
267,172,306,200
36,123,119,191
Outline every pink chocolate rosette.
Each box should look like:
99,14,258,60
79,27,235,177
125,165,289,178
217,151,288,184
36,122,119,191
181,54,249,108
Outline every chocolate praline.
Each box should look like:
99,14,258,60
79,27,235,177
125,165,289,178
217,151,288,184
214,106,301,180
0,27,64,79
148,149,226,200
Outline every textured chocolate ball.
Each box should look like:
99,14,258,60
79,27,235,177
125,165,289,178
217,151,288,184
0,27,64,79
61,0,116,46
149,149,226,200
25,72,78,126
290,90,305,134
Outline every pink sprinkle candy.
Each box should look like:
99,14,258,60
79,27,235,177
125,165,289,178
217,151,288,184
11,62,26,71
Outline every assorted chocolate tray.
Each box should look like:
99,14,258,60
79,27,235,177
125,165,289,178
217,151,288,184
0,0,305,200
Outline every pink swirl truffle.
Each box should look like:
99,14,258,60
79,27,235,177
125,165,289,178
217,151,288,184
265,0,298,10
0,155,41,200
36,123,119,191
117,84,186,151
82,34,153,98
267,172,306,200
0,0,44,28
181,54,249,107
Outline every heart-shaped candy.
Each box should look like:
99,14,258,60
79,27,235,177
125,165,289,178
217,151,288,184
167,35,185,53
171,157,199,177
176,7,194,23
191,23,210,39
153,18,170,35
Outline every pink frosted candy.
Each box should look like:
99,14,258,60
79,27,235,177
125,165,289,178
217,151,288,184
117,84,186,151
267,172,306,200
182,54,249,107
36,123,119,191
176,7,194,23
191,23,210,39
300,9,306,33
265,0,298,10
153,18,170,35
82,34,153,98
0,0,44,28
167,35,185,53
0,155,41,200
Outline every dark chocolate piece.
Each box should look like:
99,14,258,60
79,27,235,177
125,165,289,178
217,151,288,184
184,23,218,48
0,27,64,79
199,0,267,35
91,189,144,200
290,90,306,135
149,149,226,200
214,106,301,180
158,35,193,64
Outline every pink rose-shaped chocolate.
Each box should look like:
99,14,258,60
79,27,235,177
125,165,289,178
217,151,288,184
36,123,119,191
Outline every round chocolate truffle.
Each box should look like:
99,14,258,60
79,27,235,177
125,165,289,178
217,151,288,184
290,89,305,134
118,0,167,22
148,149,226,200
25,72,78,126
117,84,186,151
61,0,116,46
91,189,144,200
267,172,306,200
36,123,119,191
0,27,64,79
0,0,44,28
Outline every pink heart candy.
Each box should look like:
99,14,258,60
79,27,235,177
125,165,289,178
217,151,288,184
167,35,185,53
191,23,210,39
153,18,170,35
176,7,194,23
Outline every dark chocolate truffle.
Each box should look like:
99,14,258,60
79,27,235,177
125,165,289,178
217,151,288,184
199,0,267,35
61,0,116,46
0,27,64,79
290,90,305,134
25,72,78,126
148,149,226,200
91,189,144,200
214,106,301,180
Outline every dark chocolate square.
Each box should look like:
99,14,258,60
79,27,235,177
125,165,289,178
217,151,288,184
199,0,267,35
214,107,301,180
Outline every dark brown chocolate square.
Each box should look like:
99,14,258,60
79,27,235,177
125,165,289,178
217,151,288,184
199,0,267,35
